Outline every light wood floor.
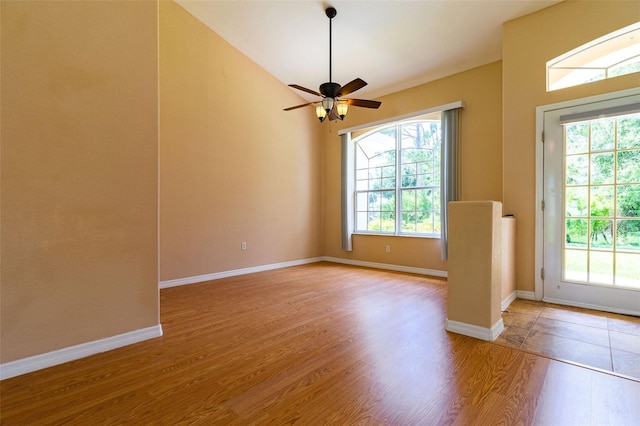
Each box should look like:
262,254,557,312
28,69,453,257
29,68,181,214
1,262,639,425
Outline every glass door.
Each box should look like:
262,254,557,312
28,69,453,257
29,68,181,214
543,94,640,315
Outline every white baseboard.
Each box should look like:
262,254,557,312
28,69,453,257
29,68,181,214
161,256,447,290
160,257,324,289
322,256,447,278
501,291,517,311
542,297,640,317
516,290,537,301
0,324,163,381
445,318,504,341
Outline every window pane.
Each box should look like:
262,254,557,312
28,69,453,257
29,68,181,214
380,192,395,233
564,249,588,282
590,186,614,217
617,219,640,252
617,114,640,150
356,212,368,230
401,121,440,150
566,154,588,185
590,219,613,250
381,177,395,189
590,152,614,184
565,123,589,154
566,219,588,248
381,191,395,210
401,189,415,211
381,215,396,232
417,173,434,187
356,168,369,190
367,192,380,211
356,127,395,159
615,253,640,288
401,212,416,233
616,184,640,218
608,58,640,79
590,118,615,151
417,213,434,234
400,123,421,149
549,68,605,91
416,188,434,213
401,163,417,188
419,160,434,174
368,212,381,232
617,150,640,183
566,186,588,217
589,251,613,285
401,148,428,163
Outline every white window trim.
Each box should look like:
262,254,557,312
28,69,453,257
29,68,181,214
338,101,463,136
353,120,442,238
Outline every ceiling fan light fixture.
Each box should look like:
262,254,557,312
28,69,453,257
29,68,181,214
336,101,348,120
321,97,334,114
315,104,327,122
284,6,381,123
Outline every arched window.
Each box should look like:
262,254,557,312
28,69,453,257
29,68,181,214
354,117,442,236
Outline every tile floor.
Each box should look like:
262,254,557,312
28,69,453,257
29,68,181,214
496,299,640,380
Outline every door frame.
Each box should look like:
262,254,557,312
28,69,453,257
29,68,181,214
534,87,640,308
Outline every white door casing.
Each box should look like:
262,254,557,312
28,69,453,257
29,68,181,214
535,88,640,316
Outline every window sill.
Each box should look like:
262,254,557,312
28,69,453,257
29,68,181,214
353,232,441,240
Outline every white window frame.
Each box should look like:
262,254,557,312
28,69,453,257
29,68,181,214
353,118,442,237
547,22,640,91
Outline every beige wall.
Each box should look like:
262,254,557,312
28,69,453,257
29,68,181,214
448,201,503,330
3,0,638,367
321,61,503,271
503,0,640,293
1,1,159,362
159,2,322,282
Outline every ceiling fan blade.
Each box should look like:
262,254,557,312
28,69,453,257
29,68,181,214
288,84,322,97
284,102,314,111
338,78,367,96
346,98,382,109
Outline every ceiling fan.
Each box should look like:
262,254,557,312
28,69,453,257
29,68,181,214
284,6,382,122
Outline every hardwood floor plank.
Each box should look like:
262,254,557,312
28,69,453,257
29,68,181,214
1,263,639,425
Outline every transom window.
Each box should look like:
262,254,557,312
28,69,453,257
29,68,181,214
354,117,441,236
547,22,640,91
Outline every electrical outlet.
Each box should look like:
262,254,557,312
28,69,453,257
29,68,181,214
385,245,391,253
241,241,247,251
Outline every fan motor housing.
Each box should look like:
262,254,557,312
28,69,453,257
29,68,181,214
320,82,342,98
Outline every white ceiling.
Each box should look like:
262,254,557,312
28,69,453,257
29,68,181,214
176,0,561,103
